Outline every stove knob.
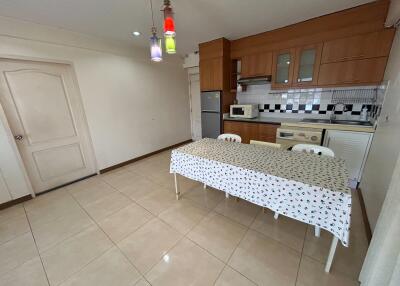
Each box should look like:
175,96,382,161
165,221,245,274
311,136,318,141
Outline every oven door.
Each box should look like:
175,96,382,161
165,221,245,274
230,106,245,117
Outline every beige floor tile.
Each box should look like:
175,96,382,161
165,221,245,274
0,257,48,286
296,256,359,286
83,192,132,221
229,230,300,286
41,226,112,286
0,213,30,245
118,176,161,201
68,180,117,206
158,200,209,234
215,266,257,286
187,212,247,262
302,226,368,281
134,278,151,286
118,218,182,273
214,198,261,226
0,232,38,277
25,189,82,227
145,238,224,286
250,209,307,252
100,169,142,190
31,208,94,252
0,204,26,224
60,247,141,286
183,186,225,210
98,203,153,242
136,189,177,216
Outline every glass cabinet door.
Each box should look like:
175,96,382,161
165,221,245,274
297,48,316,82
293,43,322,87
275,53,292,84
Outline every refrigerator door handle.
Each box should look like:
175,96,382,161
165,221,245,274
201,110,220,113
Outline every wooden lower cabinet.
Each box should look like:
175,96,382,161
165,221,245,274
223,121,279,144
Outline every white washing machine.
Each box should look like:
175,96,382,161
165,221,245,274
276,127,323,150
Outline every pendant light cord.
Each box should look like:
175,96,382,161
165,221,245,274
149,0,156,30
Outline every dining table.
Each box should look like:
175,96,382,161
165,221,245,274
169,138,352,273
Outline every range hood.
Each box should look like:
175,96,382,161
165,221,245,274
237,75,271,85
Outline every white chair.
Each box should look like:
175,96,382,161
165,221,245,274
217,133,242,143
274,144,335,238
292,144,335,157
250,140,281,148
204,133,242,198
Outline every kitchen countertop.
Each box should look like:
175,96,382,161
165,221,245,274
223,115,301,125
223,114,376,133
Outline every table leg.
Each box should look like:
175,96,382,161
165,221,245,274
315,227,321,237
174,172,180,200
203,183,207,190
325,236,339,273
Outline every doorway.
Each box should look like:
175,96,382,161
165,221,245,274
0,58,97,194
189,73,202,140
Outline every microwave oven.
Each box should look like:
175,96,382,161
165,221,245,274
230,104,259,118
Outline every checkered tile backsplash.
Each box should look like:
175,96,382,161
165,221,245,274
259,103,382,118
237,84,386,120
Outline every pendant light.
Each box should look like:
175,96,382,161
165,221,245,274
165,35,176,54
149,0,162,62
163,0,175,36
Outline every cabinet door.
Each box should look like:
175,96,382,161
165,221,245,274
223,121,258,144
324,130,372,185
200,58,223,91
258,124,279,143
292,44,322,87
271,49,295,89
321,30,395,64
318,57,387,86
241,52,272,78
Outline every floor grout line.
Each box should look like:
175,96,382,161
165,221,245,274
22,204,51,286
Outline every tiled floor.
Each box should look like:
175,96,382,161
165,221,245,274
0,150,368,286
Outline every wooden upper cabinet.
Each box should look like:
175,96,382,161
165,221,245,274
200,58,223,91
199,38,230,92
271,48,296,89
321,29,395,64
318,57,387,86
241,52,273,78
292,43,322,87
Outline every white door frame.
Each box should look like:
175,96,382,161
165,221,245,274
187,67,200,141
0,55,99,196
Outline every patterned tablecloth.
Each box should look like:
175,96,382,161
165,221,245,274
170,138,352,246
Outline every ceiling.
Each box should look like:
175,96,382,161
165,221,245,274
0,0,374,55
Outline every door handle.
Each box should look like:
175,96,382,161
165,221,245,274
14,135,24,141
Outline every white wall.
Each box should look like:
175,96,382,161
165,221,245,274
0,16,191,171
360,29,400,230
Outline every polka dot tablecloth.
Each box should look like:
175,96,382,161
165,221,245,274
170,138,352,246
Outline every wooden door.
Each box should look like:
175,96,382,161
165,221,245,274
200,58,223,91
271,49,296,89
292,43,322,87
318,57,387,86
0,59,96,194
241,52,272,78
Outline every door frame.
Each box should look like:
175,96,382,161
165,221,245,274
0,54,99,195
187,67,200,140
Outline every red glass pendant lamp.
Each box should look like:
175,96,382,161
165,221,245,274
163,0,175,36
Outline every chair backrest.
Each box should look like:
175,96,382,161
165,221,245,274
250,140,281,149
217,133,242,143
292,144,335,157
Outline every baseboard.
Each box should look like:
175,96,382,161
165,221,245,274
357,188,372,243
0,194,32,211
99,139,193,174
